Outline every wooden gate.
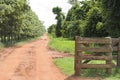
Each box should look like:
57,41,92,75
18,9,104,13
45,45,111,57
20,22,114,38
75,36,113,76
112,38,120,66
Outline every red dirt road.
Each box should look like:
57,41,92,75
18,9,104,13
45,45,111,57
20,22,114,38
0,34,65,80
0,34,101,80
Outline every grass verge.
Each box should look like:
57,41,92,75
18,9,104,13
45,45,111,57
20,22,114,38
54,57,120,80
14,37,41,47
54,57,74,75
0,42,4,49
48,37,75,54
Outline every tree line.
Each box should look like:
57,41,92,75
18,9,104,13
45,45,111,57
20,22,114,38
0,0,45,45
48,0,120,39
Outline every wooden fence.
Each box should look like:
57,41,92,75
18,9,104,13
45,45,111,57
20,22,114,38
74,36,120,76
112,38,120,66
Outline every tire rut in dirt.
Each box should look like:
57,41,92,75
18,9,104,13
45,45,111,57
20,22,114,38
49,50,73,59
9,46,36,80
0,47,15,61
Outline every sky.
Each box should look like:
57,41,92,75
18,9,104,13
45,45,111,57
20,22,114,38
29,0,72,29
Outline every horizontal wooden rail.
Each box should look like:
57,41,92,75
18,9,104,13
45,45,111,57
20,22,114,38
113,47,118,51
113,55,117,60
76,37,112,44
112,38,119,44
81,55,112,60
77,47,112,53
80,64,112,68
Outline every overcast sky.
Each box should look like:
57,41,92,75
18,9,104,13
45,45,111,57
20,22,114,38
29,0,72,29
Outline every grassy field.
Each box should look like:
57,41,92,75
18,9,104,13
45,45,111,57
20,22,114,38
48,36,75,54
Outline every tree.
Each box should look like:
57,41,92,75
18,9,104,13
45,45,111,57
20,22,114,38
83,7,108,37
52,7,65,37
48,24,56,34
102,0,120,37
68,0,80,5
0,0,45,44
47,24,56,37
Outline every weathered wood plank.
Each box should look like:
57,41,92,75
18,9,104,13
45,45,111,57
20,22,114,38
117,37,120,66
112,38,119,43
113,55,117,60
75,36,81,75
81,64,112,68
81,55,112,60
77,47,113,52
113,47,118,51
77,37,112,44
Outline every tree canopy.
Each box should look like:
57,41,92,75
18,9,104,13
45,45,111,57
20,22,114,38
52,7,65,37
0,0,45,44
48,0,120,39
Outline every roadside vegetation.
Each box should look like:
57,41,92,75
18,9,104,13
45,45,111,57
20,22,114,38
48,35,74,54
0,36,42,50
0,0,45,47
0,42,4,49
13,36,42,47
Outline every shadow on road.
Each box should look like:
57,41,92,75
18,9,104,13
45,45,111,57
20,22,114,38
65,75,102,80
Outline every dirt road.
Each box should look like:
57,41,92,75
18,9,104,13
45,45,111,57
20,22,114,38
0,34,65,80
0,34,101,80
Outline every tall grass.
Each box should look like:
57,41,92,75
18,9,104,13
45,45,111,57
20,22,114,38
48,37,75,54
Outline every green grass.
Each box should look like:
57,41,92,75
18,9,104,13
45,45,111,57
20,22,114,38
54,58,120,80
0,42,4,49
14,37,41,47
54,57,74,75
48,37,75,54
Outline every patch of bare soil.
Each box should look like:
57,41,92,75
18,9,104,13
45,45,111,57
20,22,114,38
0,34,101,80
48,49,73,59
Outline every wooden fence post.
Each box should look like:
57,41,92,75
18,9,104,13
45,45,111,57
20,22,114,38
74,36,81,76
117,37,120,66
105,37,112,74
